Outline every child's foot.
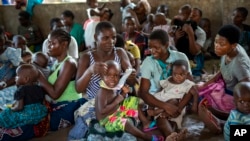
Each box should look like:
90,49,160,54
165,132,178,141
165,129,187,141
198,104,222,134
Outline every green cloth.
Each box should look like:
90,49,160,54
48,56,81,102
70,23,85,47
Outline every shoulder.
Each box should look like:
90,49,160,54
169,49,188,60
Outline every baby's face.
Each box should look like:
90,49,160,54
235,93,250,114
172,66,187,84
103,67,120,88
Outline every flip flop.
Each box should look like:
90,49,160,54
143,120,158,132
152,135,164,141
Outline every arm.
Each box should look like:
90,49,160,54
178,86,198,114
182,24,201,55
197,71,222,90
11,99,24,111
38,59,78,99
139,78,179,117
75,52,108,93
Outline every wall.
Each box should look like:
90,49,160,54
0,0,249,39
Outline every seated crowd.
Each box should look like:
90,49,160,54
0,1,250,141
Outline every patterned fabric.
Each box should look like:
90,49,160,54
224,110,250,141
86,48,121,99
0,47,22,81
99,96,139,132
0,103,47,128
49,98,87,131
0,86,17,110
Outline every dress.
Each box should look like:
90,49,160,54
224,110,250,141
154,78,195,128
0,85,47,128
140,48,191,94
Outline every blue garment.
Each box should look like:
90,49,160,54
191,52,204,76
26,0,43,16
224,110,250,141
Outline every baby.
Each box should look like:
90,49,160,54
0,64,47,128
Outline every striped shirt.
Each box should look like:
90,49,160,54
86,48,121,99
224,110,250,141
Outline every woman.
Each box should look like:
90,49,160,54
197,24,250,134
68,21,134,140
38,28,85,131
139,29,191,139
61,10,85,52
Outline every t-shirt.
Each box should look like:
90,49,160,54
140,48,191,94
220,44,250,91
125,40,141,59
14,85,45,105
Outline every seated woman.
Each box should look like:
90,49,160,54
197,24,250,134
37,28,86,131
68,21,134,140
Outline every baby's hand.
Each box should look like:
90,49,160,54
121,85,130,97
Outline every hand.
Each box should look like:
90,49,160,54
174,28,185,40
121,85,130,97
196,82,205,90
163,103,180,118
126,69,137,86
90,62,108,76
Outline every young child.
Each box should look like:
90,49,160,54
122,16,147,60
32,52,50,79
84,0,106,49
144,60,197,133
224,82,250,141
0,64,47,128
95,60,164,141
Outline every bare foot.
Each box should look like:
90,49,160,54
198,103,222,134
165,129,187,141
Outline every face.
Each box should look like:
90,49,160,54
172,65,187,84
235,93,250,114
33,54,46,68
153,15,164,26
103,66,120,88
13,37,27,50
190,9,201,23
95,28,117,52
179,9,191,21
148,39,168,59
100,12,111,21
232,10,245,26
22,54,32,64
214,35,235,56
124,18,137,33
15,69,27,86
18,16,29,26
61,15,72,26
199,20,210,33
88,0,98,8
47,36,64,57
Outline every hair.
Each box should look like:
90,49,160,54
233,82,250,98
180,4,192,13
171,59,189,71
95,21,115,35
50,17,61,30
105,60,121,72
12,35,26,44
138,0,151,14
149,29,169,45
33,52,49,68
22,51,32,58
199,18,211,26
18,11,30,20
17,64,39,83
115,34,125,48
104,8,114,20
50,28,71,46
218,24,240,44
123,16,135,24
61,10,75,20
193,7,202,17
234,7,248,18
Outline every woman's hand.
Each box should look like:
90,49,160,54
126,69,137,86
90,62,108,75
163,103,180,118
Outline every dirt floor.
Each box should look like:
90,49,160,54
31,58,224,141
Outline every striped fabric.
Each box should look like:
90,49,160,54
224,110,250,141
86,48,120,99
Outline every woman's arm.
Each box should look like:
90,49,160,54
197,71,222,90
11,99,24,112
139,78,179,117
39,59,77,99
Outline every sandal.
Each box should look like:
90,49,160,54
152,135,164,141
143,120,158,132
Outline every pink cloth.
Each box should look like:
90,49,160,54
199,77,235,113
